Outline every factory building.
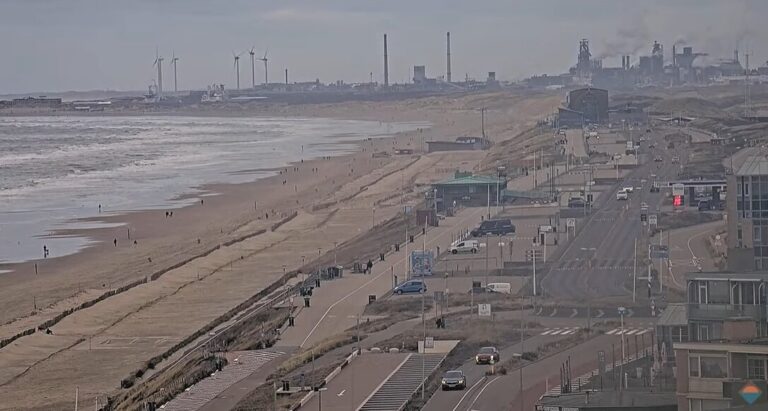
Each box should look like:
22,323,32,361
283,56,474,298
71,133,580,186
557,87,609,127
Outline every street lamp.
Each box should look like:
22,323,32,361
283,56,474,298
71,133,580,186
513,352,523,410
497,241,505,270
314,386,328,411
618,306,627,391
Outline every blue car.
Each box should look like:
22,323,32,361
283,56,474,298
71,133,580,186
394,280,427,295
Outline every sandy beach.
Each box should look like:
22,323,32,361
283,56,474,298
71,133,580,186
0,90,560,409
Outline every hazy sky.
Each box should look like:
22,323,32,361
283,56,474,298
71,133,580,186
1,0,766,94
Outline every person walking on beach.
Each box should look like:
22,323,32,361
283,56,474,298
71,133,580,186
113,238,117,247
43,245,48,258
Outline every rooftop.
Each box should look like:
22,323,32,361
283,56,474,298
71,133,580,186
657,303,687,327
686,271,768,282
537,391,675,409
736,155,768,176
675,339,768,354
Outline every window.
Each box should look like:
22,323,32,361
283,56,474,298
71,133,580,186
700,356,727,378
689,399,702,411
699,324,710,341
748,358,766,380
689,356,700,377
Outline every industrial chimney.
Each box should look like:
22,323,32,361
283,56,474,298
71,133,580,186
446,32,452,83
384,34,389,87
285,68,288,85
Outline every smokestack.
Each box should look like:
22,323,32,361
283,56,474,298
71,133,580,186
383,34,389,87
672,45,676,67
735,49,740,64
446,32,452,83
285,68,288,85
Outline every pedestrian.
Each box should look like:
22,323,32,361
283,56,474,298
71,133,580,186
113,238,117,247
170,211,173,217
201,199,204,205
165,211,169,218
366,259,373,274
133,240,138,246
98,204,101,213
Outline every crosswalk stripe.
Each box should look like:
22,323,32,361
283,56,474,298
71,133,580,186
606,329,620,335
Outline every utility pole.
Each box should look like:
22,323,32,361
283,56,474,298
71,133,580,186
519,297,525,411
633,237,637,303
659,229,663,293
421,288,426,400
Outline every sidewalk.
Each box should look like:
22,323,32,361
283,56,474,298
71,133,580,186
278,162,572,349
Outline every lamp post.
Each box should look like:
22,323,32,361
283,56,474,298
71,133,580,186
315,387,327,411
513,352,523,411
618,306,627,391
498,241,505,270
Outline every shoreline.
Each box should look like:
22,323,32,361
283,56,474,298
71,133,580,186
0,115,427,267
0,91,562,409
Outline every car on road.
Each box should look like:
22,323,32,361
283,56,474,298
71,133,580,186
622,186,634,193
441,370,467,390
568,197,586,208
486,282,512,294
616,190,628,200
650,182,660,193
648,143,656,148
393,280,426,295
671,156,680,163
450,239,479,254
654,156,663,162
471,219,515,237
475,346,500,364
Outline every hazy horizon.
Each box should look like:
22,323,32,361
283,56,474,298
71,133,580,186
1,0,766,95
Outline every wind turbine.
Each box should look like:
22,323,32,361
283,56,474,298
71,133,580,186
249,47,256,88
171,52,179,93
233,51,244,89
258,50,269,85
153,49,164,97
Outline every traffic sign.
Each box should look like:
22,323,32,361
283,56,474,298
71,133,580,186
649,214,658,225
566,218,576,228
425,336,435,349
649,244,669,259
525,249,543,262
478,304,492,317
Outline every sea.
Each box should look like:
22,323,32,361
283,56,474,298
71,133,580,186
0,116,426,266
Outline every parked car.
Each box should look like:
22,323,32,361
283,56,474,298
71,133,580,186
486,283,512,294
475,346,501,364
654,156,663,162
471,219,515,237
450,240,479,254
672,156,680,163
650,182,660,193
616,190,628,200
393,280,426,295
698,200,711,211
441,370,467,390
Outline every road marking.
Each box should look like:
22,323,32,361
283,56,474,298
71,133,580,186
549,308,557,317
451,376,487,411
299,208,482,347
337,389,346,397
466,375,502,411
596,309,605,318
570,309,578,318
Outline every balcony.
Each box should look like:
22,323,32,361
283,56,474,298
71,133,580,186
688,303,766,321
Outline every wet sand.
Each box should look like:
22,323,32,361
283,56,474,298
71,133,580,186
0,90,561,409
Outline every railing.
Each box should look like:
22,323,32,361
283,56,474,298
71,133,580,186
688,303,766,321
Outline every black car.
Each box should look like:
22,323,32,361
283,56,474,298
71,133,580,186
568,197,586,208
441,370,467,390
471,219,515,237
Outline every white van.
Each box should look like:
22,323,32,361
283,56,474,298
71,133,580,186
486,283,512,294
450,240,479,254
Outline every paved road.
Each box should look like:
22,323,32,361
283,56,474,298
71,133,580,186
300,353,410,411
457,333,652,411
541,128,683,301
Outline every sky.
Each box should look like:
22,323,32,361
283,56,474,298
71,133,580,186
1,0,766,94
